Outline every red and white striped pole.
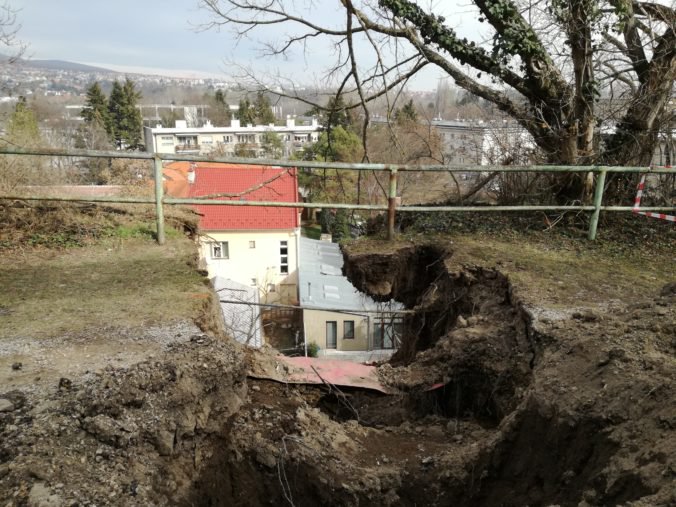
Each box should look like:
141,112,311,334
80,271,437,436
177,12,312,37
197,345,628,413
632,170,676,223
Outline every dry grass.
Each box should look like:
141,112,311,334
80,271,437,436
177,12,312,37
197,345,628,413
0,201,199,249
445,235,672,307
347,219,674,310
0,201,208,340
0,237,209,339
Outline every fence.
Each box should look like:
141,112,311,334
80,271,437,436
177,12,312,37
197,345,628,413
1,146,674,243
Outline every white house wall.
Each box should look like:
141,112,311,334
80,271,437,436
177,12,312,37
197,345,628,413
199,229,299,304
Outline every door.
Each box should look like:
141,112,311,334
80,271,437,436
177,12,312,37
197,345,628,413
326,321,337,349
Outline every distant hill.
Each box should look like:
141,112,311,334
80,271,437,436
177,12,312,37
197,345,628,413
0,54,116,73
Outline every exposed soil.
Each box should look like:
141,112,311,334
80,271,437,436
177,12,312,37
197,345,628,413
1,237,674,506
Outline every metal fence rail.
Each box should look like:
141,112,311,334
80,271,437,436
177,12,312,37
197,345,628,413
1,146,674,243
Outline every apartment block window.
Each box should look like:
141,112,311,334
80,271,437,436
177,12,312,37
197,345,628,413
210,241,229,259
280,240,289,274
249,240,256,249
237,134,256,144
344,321,355,339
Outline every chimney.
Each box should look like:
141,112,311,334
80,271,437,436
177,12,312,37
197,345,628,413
188,164,196,184
286,115,295,128
231,118,240,128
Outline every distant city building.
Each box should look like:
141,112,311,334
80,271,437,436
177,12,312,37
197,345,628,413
430,119,487,165
144,116,321,158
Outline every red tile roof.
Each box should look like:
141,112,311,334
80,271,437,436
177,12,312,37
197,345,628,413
174,163,299,231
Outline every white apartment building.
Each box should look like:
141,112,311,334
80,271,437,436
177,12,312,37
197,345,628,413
144,116,321,158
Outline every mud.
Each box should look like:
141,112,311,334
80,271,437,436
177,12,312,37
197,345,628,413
1,243,675,506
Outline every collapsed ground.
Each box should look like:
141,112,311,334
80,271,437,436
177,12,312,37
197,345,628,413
0,203,674,506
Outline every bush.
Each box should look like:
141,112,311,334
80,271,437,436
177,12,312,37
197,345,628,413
307,342,320,358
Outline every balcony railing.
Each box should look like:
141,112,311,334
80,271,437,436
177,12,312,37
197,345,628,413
175,144,201,153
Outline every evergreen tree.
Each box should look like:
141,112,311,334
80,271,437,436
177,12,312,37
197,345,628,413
331,209,351,243
307,95,356,131
236,98,255,125
108,78,143,149
253,92,275,125
260,131,283,158
208,90,230,126
394,99,418,124
1,98,46,190
235,93,275,126
7,97,40,143
308,125,362,162
81,82,112,135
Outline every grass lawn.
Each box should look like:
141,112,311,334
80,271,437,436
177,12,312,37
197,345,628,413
0,218,209,340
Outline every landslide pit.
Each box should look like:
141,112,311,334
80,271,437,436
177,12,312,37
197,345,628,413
187,243,674,506
2,243,674,506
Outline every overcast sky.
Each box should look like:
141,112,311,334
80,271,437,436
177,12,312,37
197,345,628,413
11,1,483,90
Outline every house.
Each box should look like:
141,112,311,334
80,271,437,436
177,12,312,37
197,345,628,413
212,276,263,348
298,236,403,360
145,116,321,159
164,161,301,305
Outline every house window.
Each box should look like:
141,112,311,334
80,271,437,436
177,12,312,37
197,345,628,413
267,283,276,293
249,240,256,249
280,240,289,274
251,278,257,286
344,321,355,339
373,319,403,349
223,135,232,143
326,321,337,349
210,241,229,259
202,135,213,145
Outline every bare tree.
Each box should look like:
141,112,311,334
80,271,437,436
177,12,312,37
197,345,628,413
0,1,26,63
199,0,675,201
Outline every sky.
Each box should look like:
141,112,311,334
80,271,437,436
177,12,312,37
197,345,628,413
11,1,484,90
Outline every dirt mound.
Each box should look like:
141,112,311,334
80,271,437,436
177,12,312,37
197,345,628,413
0,334,245,506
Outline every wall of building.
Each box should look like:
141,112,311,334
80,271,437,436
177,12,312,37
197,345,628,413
198,229,299,304
303,309,369,352
144,119,320,158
